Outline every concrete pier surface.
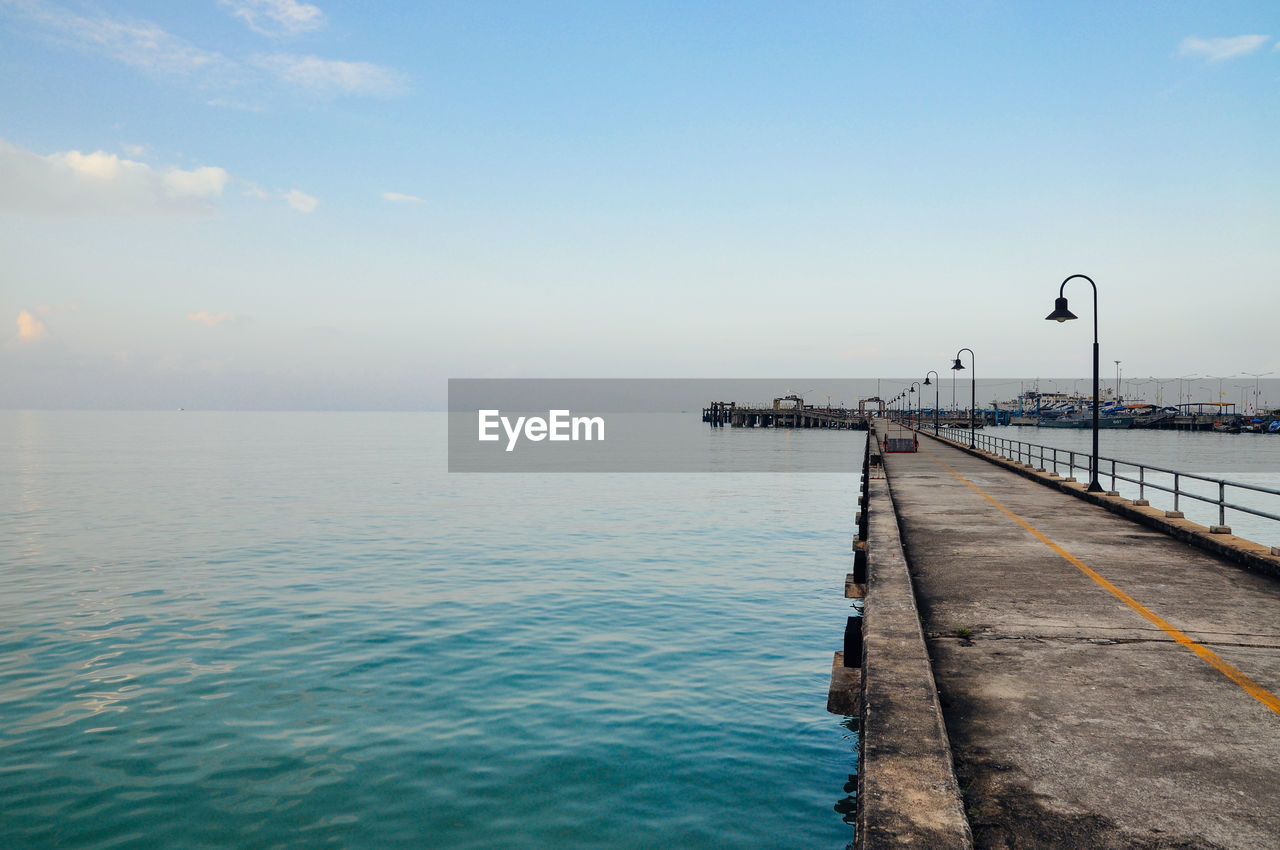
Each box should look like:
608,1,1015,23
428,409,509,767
882,430,1280,849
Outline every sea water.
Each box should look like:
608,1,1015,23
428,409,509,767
0,412,862,849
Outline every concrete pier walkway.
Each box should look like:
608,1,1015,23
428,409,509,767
882,430,1280,849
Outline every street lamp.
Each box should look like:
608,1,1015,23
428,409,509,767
1177,374,1198,407
1243,371,1273,414
1206,375,1233,405
910,381,922,427
1149,376,1172,407
951,348,975,447
1045,274,1103,492
924,370,940,434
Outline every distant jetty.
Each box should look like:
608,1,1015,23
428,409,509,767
702,394,977,431
705,391,1280,434
703,395,869,429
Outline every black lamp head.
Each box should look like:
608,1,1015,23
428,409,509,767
1046,296,1078,323
923,375,932,385
951,358,965,371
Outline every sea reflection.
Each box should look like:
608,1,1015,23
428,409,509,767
833,715,860,831
1,412,859,849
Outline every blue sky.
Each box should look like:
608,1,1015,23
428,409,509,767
2,1,1278,408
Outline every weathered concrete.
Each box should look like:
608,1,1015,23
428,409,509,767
853,422,972,849
828,652,863,715
928,430,1280,579
883,432,1280,849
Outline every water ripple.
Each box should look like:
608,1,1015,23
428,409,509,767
1,412,859,848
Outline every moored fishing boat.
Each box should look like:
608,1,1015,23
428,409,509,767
1038,414,1134,429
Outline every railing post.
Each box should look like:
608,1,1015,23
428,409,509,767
915,432,1275,537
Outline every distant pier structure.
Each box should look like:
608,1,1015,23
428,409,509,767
703,394,873,430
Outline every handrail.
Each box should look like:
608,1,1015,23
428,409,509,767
932,426,1280,536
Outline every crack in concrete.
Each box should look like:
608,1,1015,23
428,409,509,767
927,632,1280,650
992,620,1280,640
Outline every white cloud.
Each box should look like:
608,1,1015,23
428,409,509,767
221,0,325,36
187,311,242,327
5,1,226,76
285,189,319,213
0,138,314,219
0,139,228,216
253,53,408,96
205,97,265,112
382,191,425,204
163,166,231,199
242,180,319,211
5,2,405,100
1177,35,1270,63
62,149,127,180
15,310,49,342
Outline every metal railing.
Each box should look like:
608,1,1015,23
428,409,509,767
932,425,1280,536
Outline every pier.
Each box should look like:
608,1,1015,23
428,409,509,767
834,420,1280,848
703,395,871,429
703,395,993,431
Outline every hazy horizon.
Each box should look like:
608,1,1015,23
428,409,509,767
5,374,1278,412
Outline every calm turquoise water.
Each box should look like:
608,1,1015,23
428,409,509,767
1,412,861,849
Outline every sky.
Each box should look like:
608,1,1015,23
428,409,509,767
2,0,1278,409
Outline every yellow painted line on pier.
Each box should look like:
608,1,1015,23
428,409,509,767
917,444,1280,717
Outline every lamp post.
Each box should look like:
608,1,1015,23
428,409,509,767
1206,375,1233,405
1177,374,1198,407
1149,376,1171,407
1243,371,1273,414
1045,274,1102,492
910,382,922,428
951,348,975,447
924,370,940,434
